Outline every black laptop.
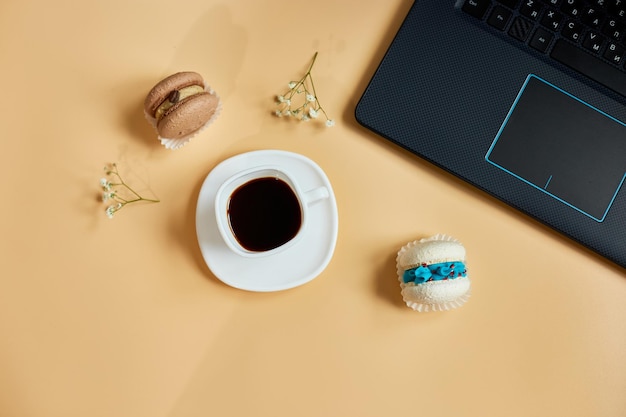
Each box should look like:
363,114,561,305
356,0,626,268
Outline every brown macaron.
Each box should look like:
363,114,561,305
144,71,219,140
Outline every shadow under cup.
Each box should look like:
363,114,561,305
215,167,329,257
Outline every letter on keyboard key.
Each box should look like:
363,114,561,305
520,1,543,20
551,39,626,97
582,31,606,53
602,18,626,40
540,9,564,31
604,42,625,65
561,20,584,42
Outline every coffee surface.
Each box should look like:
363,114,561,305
227,177,302,252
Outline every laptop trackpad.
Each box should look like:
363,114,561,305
486,75,626,222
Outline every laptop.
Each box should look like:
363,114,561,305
356,0,626,268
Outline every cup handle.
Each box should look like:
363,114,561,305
303,186,329,206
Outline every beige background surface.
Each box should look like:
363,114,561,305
1,0,626,416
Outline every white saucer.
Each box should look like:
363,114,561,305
195,150,339,292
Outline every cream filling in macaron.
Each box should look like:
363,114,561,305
154,85,205,121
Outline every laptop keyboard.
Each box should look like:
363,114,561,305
461,0,626,97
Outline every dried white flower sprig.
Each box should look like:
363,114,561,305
274,52,335,127
100,163,159,219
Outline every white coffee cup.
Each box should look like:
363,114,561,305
215,166,329,257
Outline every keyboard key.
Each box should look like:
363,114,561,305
561,19,585,41
582,31,606,53
520,0,544,19
488,6,513,30
561,0,584,17
530,27,555,51
581,6,606,28
604,42,625,65
462,0,491,19
540,9,564,31
607,0,626,19
509,16,534,41
602,18,626,40
551,39,626,96
540,0,561,6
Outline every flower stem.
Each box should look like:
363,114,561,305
101,163,160,218
306,51,318,75
274,51,333,126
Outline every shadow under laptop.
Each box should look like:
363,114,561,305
343,0,414,131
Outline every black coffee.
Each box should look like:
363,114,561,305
227,177,302,252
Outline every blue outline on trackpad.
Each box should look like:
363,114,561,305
485,74,626,223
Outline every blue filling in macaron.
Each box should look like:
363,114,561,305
402,261,467,284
